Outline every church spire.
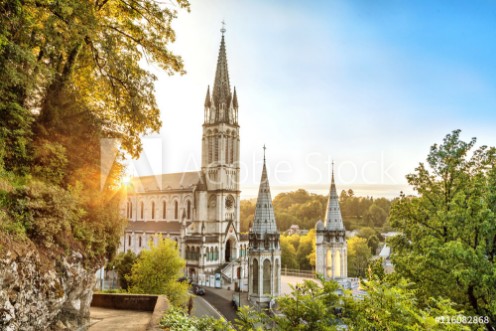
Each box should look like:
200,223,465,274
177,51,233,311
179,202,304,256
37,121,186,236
251,146,278,234
324,162,345,231
212,27,231,111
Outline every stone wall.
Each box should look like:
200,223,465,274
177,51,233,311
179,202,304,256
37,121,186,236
0,239,96,331
91,293,158,311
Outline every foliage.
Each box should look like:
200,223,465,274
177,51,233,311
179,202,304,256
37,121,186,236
160,306,234,331
0,0,189,271
280,230,316,270
107,250,137,290
280,236,298,269
347,237,372,278
345,278,474,331
240,189,392,233
240,199,256,232
340,190,391,229
273,189,327,230
127,237,189,305
388,130,496,328
234,277,343,331
356,226,382,255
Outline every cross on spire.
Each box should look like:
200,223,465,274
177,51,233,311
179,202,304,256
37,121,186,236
221,20,226,35
263,144,267,162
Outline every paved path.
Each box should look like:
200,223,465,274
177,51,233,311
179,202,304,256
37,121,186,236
88,307,152,331
192,295,223,319
202,287,239,322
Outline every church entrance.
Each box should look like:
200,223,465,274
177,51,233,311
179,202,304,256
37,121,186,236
225,237,236,262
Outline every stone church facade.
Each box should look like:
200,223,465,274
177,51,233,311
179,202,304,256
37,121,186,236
119,30,248,285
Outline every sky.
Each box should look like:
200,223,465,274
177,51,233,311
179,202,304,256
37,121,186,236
131,0,496,199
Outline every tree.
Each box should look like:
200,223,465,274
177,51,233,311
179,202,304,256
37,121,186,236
347,236,371,277
127,237,188,305
280,236,298,269
296,230,316,270
107,250,137,290
345,278,473,331
234,277,343,331
365,203,388,228
357,227,382,255
389,130,496,329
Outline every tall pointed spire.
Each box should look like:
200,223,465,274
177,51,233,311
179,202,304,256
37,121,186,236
324,162,345,231
251,146,278,234
212,27,231,110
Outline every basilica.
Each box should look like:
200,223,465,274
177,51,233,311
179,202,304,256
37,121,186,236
118,27,350,305
119,29,282,297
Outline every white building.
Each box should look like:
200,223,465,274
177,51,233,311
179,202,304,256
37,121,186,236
119,29,248,286
247,151,281,308
315,166,348,280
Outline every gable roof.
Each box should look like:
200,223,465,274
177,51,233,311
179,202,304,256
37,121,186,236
130,171,205,192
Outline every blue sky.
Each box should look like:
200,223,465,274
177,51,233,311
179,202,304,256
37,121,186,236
133,0,496,198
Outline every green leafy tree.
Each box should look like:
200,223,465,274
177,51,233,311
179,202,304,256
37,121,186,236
296,229,316,270
389,130,496,328
107,250,137,290
234,277,343,331
127,237,188,305
347,236,372,277
357,227,382,255
280,236,298,269
345,278,473,331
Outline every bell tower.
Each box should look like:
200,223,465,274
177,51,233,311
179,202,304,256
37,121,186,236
201,24,241,265
201,24,240,192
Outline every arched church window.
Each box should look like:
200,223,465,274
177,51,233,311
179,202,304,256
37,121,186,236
126,200,131,218
151,201,155,220
174,201,178,219
162,201,167,219
225,134,229,164
230,137,234,164
252,258,259,294
138,236,142,247
214,136,219,161
208,136,213,164
128,235,131,247
140,201,144,219
263,259,271,294
215,247,219,260
187,200,191,219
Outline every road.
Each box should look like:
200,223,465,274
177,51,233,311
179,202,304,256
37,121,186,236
191,295,223,319
201,287,239,323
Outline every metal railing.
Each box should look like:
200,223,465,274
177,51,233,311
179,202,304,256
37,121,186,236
281,267,315,279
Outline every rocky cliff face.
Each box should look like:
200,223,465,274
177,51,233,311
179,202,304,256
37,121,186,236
0,239,96,331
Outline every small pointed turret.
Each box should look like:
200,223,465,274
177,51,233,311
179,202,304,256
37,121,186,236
251,146,278,234
204,85,212,108
324,163,345,231
232,86,238,109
